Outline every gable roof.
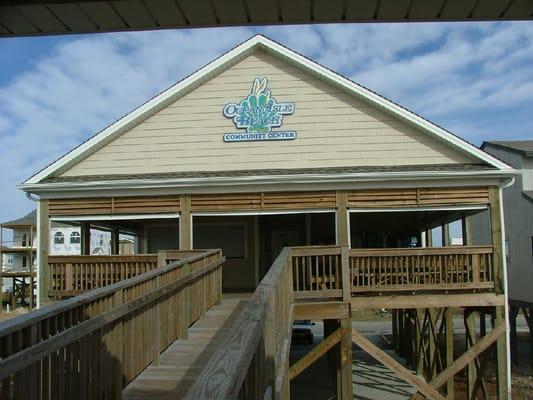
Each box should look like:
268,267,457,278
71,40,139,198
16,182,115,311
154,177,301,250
482,141,533,157
1,210,36,227
23,34,513,186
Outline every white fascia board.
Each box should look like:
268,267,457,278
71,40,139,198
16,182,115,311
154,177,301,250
19,169,517,194
25,35,512,185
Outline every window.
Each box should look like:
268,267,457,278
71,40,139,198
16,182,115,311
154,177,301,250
22,233,27,247
54,232,65,244
70,232,81,244
22,256,27,268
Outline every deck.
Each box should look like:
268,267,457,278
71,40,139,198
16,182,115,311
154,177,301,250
122,293,251,399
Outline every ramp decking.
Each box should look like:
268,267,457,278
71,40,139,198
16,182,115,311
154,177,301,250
122,293,251,399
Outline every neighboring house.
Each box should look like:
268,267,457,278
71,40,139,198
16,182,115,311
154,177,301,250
0,210,37,272
0,210,37,307
478,140,533,365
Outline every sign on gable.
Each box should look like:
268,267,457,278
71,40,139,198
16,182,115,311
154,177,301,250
222,78,296,142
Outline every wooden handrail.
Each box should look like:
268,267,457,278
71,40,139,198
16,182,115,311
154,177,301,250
349,246,493,256
185,247,293,400
349,245,495,293
0,249,224,399
48,250,207,297
290,246,496,300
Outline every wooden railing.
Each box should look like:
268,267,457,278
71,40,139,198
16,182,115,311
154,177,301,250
290,245,495,300
48,250,204,297
349,246,494,293
290,246,344,300
0,249,224,400
186,247,293,400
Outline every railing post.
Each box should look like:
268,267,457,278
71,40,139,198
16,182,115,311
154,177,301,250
153,252,166,366
340,247,351,302
181,262,191,339
112,288,124,399
65,263,73,293
339,246,353,400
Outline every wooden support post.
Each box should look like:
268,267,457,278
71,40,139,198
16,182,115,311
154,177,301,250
510,305,518,365
489,188,503,294
324,319,341,390
445,308,455,400
526,306,533,370
180,195,192,250
426,229,433,247
442,224,451,247
495,306,509,399
461,214,472,246
480,311,487,338
464,309,477,399
336,191,349,247
428,309,438,380
415,309,425,376
37,200,50,307
80,222,91,255
29,225,34,309
339,318,353,399
111,227,119,255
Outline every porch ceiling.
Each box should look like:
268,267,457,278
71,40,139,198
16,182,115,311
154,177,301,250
1,0,532,37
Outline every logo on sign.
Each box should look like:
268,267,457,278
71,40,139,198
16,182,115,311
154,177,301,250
222,78,296,142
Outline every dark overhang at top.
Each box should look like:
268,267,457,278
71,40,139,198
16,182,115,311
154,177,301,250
1,0,533,37
482,140,533,157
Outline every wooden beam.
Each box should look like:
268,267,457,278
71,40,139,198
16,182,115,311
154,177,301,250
352,293,505,310
351,329,446,400
293,301,350,320
288,328,341,381
409,322,505,400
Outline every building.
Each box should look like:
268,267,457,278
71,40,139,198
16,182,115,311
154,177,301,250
17,35,516,398
0,210,37,308
476,140,533,366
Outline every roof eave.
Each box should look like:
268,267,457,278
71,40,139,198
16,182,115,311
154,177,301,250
19,169,518,195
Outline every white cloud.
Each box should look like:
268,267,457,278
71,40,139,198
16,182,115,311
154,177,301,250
1,22,532,221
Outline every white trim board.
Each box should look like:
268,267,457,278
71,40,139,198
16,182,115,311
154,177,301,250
349,205,488,213
50,213,180,221
23,35,513,186
192,209,335,217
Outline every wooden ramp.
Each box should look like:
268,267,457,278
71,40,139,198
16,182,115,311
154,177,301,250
122,293,251,399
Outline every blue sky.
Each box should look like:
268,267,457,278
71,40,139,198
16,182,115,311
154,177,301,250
0,22,532,222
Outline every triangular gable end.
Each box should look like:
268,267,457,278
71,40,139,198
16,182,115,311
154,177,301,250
23,35,512,185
